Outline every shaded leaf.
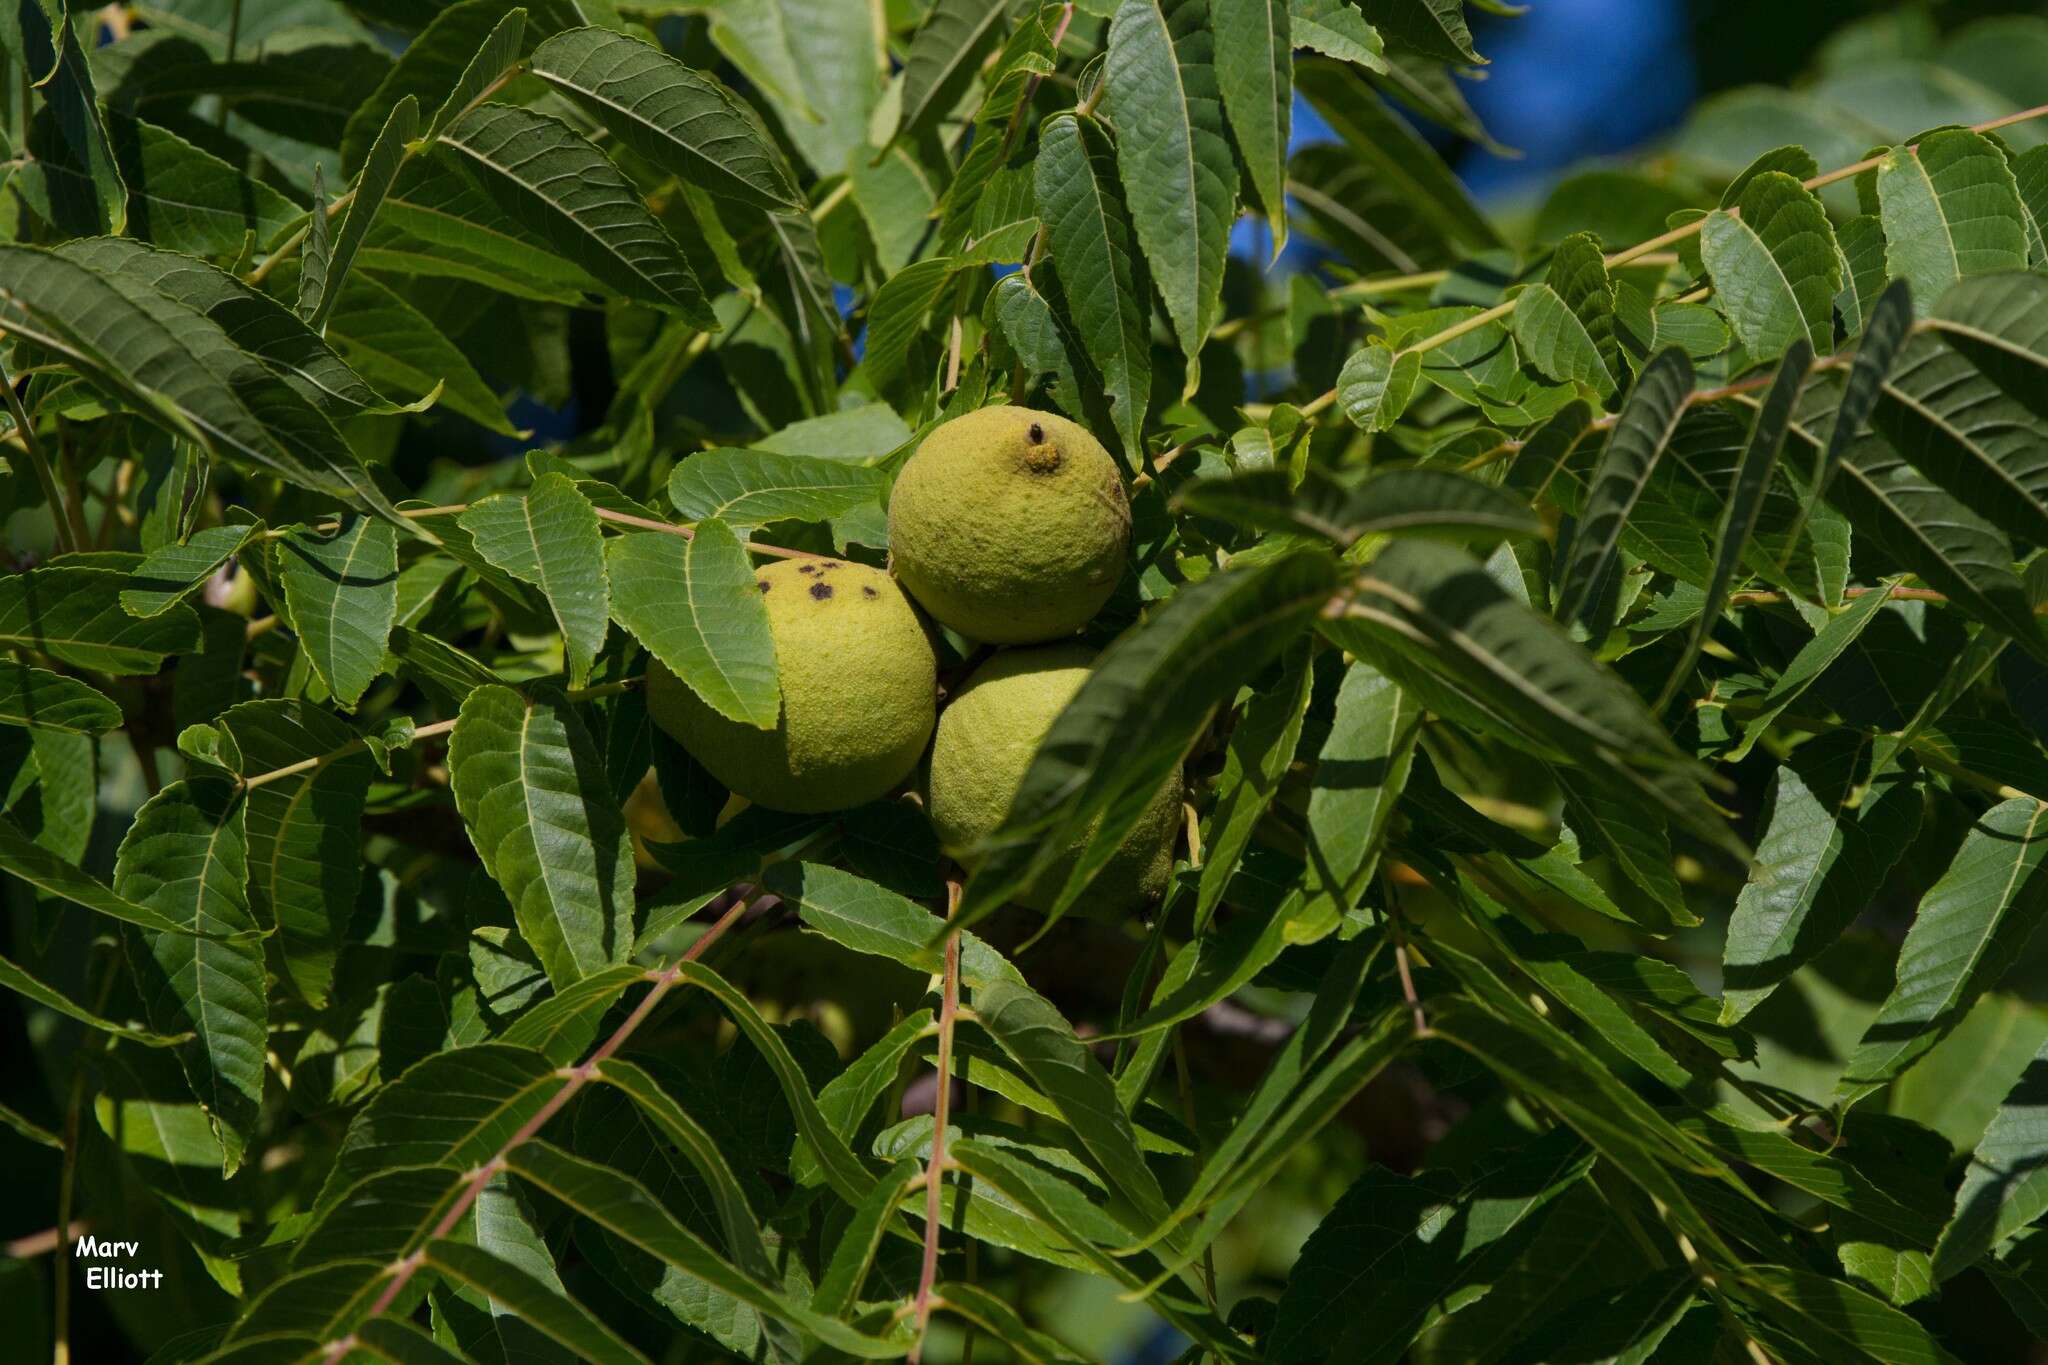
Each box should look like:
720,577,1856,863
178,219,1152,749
439,103,713,323
1838,798,2048,1103
278,516,400,710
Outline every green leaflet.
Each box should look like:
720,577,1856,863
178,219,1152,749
668,448,889,532
605,523,779,728
449,685,637,989
307,97,418,333
1330,538,1732,856
297,164,332,325
317,1043,558,1206
121,523,263,619
113,777,267,1176
529,27,800,211
0,246,407,525
0,660,120,733
1297,659,1421,936
424,1240,648,1365
0,566,201,674
1358,0,1482,64
1701,170,1839,358
1837,798,2048,1105
1927,270,2048,427
438,103,713,324
1268,1133,1592,1365
1036,114,1153,467
1555,347,1694,631
1194,643,1313,927
278,516,400,710
1106,0,1240,375
1335,340,1423,432
760,860,1023,987
342,0,549,171
1512,282,1615,397
459,474,610,686
1933,1036,2048,1280
201,699,375,1006
1291,0,1385,70
1878,129,2031,318
1871,333,2048,549
1212,0,1292,251
1658,339,1812,708
1722,735,1924,1023
54,236,385,420
504,1140,905,1356
976,981,1171,1224
322,272,516,433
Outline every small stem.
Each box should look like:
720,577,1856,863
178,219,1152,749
909,880,965,1364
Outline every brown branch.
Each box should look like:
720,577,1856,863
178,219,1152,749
318,895,752,1365
908,879,965,1364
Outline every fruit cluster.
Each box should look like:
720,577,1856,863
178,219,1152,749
646,406,1181,912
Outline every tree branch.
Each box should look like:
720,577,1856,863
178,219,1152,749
908,878,965,1363
317,895,752,1365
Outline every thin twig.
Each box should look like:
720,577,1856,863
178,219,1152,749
318,896,751,1365
5,1221,88,1259
909,879,965,1364
1382,873,1430,1039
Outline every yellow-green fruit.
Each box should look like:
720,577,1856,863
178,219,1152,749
645,557,936,813
888,406,1129,644
927,645,1180,913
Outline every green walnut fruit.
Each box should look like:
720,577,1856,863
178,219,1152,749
927,644,1180,913
646,557,936,814
888,406,1129,644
